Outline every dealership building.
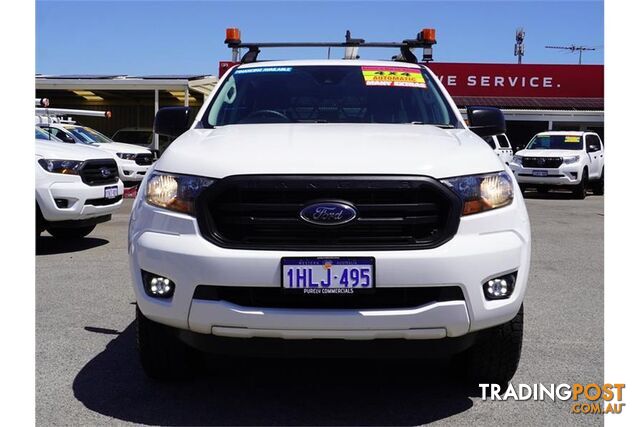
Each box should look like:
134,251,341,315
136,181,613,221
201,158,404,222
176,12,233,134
35,62,603,150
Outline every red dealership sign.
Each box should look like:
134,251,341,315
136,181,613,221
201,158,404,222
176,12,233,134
426,63,603,98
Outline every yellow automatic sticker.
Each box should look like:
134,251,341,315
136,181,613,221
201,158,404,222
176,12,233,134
361,66,426,88
565,136,581,143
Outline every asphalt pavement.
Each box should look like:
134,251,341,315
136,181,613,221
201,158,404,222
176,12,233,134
36,191,604,426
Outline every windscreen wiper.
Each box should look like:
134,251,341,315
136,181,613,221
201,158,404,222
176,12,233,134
410,122,455,128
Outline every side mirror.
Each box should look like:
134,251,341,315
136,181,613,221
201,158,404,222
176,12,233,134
467,106,506,137
587,144,599,153
153,107,192,138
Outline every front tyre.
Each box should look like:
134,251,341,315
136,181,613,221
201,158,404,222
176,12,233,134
458,304,524,388
136,306,195,380
592,168,604,195
47,225,96,239
573,168,588,200
36,205,45,238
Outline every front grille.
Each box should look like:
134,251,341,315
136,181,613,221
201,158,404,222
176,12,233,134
522,157,563,168
518,173,563,178
85,195,122,206
196,175,461,250
79,159,119,186
193,285,464,309
135,153,154,166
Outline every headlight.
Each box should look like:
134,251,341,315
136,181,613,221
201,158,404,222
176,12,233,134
145,171,215,215
563,155,580,165
38,159,83,175
441,171,514,216
511,155,523,165
117,153,137,160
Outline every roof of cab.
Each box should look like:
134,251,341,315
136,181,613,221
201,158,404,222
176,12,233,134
535,131,593,136
235,59,424,69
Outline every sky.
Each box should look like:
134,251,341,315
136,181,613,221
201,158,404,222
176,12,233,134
35,0,604,76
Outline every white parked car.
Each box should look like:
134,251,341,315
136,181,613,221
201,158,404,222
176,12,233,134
129,59,531,385
482,133,514,164
510,131,604,198
38,123,154,185
36,127,124,238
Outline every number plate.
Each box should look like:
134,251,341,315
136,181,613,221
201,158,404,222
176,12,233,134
281,257,375,294
104,185,118,199
532,170,548,177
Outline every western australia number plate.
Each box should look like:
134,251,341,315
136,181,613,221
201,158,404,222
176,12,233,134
532,170,548,177
104,185,118,199
281,257,375,294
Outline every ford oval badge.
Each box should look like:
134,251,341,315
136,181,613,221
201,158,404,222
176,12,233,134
299,202,358,226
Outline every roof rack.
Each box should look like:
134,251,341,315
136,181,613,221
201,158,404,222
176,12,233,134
35,107,111,118
35,105,112,125
224,28,437,64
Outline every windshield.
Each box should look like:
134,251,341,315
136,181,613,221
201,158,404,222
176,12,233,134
526,134,583,150
35,127,61,141
64,126,113,144
204,65,458,127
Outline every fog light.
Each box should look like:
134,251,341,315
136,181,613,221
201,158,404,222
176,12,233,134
54,198,69,208
142,270,175,298
483,273,517,300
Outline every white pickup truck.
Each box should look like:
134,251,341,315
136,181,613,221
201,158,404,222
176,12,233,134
38,123,154,186
36,127,124,238
482,133,514,164
510,131,604,198
128,32,531,386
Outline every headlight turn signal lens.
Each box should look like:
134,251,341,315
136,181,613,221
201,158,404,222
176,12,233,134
441,171,514,215
116,153,137,160
563,155,580,165
145,171,215,215
38,159,83,175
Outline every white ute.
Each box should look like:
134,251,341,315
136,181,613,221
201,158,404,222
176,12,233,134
510,131,604,198
482,133,514,164
36,127,124,238
37,120,154,186
129,30,531,385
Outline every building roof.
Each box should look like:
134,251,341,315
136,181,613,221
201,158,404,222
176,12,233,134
36,74,214,80
36,74,219,95
452,96,603,111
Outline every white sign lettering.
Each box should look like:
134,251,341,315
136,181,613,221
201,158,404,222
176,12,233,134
437,74,556,90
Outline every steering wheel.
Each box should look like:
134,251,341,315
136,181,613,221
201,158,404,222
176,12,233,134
244,109,291,122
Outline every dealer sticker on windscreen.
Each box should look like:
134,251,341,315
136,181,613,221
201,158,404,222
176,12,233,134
281,257,375,294
361,66,427,88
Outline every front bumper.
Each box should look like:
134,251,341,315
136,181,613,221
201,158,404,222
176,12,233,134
36,175,124,222
174,327,480,358
129,189,531,341
117,160,150,182
510,162,583,186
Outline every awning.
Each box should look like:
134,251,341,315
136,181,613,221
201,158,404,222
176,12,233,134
452,96,603,111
